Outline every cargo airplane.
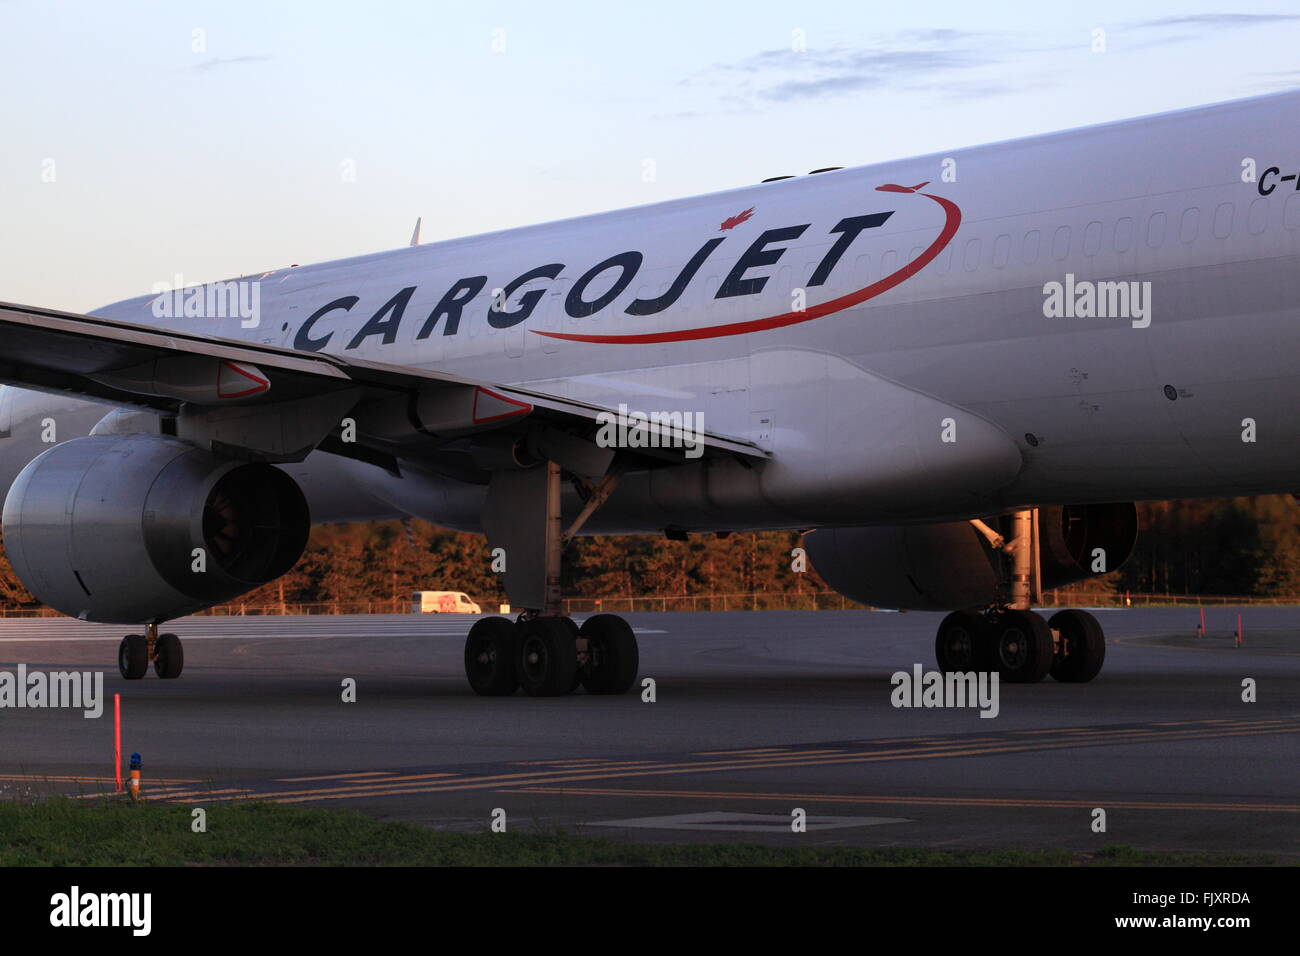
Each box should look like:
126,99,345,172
2,90,1297,695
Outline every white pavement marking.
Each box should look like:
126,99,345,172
587,811,911,833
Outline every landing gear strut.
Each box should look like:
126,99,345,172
463,456,639,697
933,509,1106,683
118,623,183,680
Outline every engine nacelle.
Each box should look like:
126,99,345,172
1037,503,1138,591
2,435,309,623
805,503,1138,611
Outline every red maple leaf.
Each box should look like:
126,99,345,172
719,206,755,231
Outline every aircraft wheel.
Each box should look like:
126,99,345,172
562,618,584,694
934,610,989,673
1049,609,1106,683
464,616,520,696
516,617,578,697
991,609,1053,683
579,614,639,695
153,633,184,679
118,635,147,680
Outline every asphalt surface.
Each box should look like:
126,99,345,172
0,608,1296,857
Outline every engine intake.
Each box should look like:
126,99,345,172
2,435,309,623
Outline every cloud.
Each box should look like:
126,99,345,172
1134,13,1300,29
760,73,884,102
1245,71,1300,94
689,35,1005,106
1114,12,1300,53
189,55,273,74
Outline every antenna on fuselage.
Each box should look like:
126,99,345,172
409,217,422,247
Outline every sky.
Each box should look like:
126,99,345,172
2,0,1299,312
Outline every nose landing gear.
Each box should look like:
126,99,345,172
117,623,184,680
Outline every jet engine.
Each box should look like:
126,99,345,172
804,503,1138,611
2,434,309,623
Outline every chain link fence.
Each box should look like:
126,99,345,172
4,589,1299,617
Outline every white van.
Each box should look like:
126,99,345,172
411,591,482,614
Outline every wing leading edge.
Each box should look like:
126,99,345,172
0,300,768,471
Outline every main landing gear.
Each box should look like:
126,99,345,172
464,612,639,697
935,607,1105,683
933,508,1106,683
118,623,184,680
466,454,640,697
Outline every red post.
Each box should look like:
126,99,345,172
114,693,122,793
1234,614,1242,648
1198,606,1205,636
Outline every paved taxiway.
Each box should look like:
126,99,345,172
0,608,1296,855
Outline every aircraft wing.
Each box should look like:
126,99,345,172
0,300,768,471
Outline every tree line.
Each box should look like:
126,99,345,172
2,496,1299,610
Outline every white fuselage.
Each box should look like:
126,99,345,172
4,90,1300,533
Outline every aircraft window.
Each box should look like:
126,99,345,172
635,286,651,316
1180,208,1199,243
1114,217,1134,252
1051,226,1070,261
934,246,953,275
804,261,820,300
1285,194,1300,230
1146,212,1166,247
962,238,980,272
469,295,483,336
1083,221,1101,256
1022,230,1041,264
1248,197,1268,235
993,234,1010,268
774,265,792,309
881,249,898,276
1212,203,1233,239
853,254,871,284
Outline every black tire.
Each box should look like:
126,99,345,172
934,610,989,673
153,633,184,679
579,614,639,695
562,617,583,694
118,635,147,680
515,617,578,697
464,617,520,696
990,609,1053,683
1049,609,1106,683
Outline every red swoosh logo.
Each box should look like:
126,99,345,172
532,183,960,345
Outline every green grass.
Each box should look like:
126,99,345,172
0,798,1286,866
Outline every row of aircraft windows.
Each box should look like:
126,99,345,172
940,193,1300,276
455,192,1300,342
